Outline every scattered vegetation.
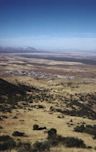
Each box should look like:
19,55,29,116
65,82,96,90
0,135,16,151
33,124,47,131
33,124,39,130
0,126,3,129
17,142,33,152
47,128,86,148
74,124,96,139
12,131,25,137
16,128,86,152
1,54,96,152
55,136,86,148
47,128,57,139
0,78,53,112
50,92,96,119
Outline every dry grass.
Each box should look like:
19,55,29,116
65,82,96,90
0,55,96,151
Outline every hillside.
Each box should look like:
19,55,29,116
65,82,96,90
0,54,96,152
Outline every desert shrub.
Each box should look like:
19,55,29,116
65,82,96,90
37,105,45,109
87,146,92,149
17,141,50,152
85,125,96,135
47,128,57,139
33,124,39,130
57,115,64,119
17,142,32,152
93,135,96,140
74,124,96,136
0,126,3,129
62,137,86,148
16,128,87,152
13,116,18,119
0,135,13,142
47,127,86,148
70,119,73,122
38,126,47,130
12,131,25,137
74,125,85,132
33,141,50,152
50,106,55,112
0,135,16,151
47,128,86,148
47,134,86,148
33,124,47,131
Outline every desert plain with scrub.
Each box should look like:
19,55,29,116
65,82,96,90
0,50,96,152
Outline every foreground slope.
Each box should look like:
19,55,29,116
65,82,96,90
0,76,96,152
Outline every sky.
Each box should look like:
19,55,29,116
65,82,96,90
0,0,96,50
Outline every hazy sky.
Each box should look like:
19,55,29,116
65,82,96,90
0,0,96,50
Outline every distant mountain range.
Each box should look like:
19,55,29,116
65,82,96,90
0,46,96,59
0,46,39,53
